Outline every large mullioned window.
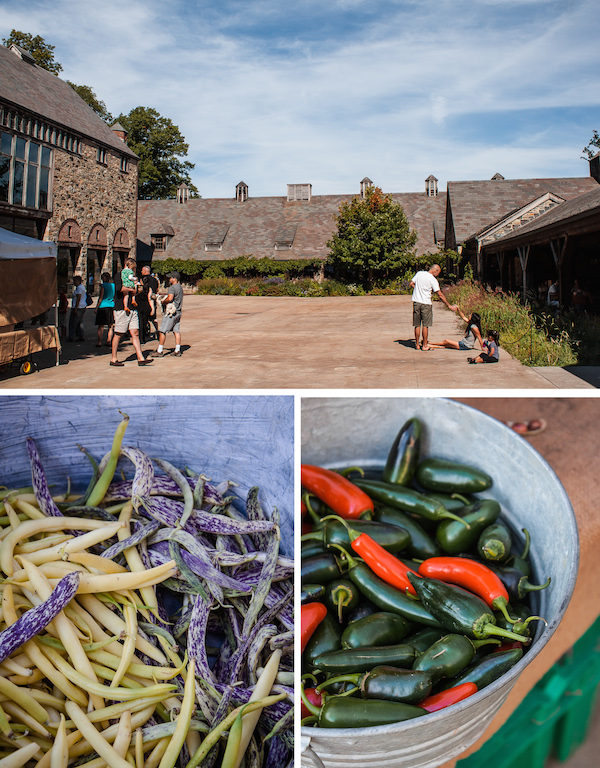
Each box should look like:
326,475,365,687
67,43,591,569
0,131,52,210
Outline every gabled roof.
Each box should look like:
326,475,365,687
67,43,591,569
447,176,598,245
137,190,447,262
0,44,138,158
482,185,600,251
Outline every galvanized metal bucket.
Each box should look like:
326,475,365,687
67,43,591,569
0,394,294,556
301,397,579,768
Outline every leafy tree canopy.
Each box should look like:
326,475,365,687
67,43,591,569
583,130,600,159
2,30,62,74
116,106,199,199
67,82,113,123
326,186,417,289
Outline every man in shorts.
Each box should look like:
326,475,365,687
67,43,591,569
109,262,154,367
410,264,457,351
151,271,184,357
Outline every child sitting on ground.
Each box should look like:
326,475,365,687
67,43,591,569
121,258,138,314
468,330,499,364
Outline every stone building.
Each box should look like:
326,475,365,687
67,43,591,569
0,43,138,293
137,177,447,266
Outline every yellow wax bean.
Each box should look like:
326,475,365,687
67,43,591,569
87,413,129,508
0,658,33,678
1,518,114,576
157,659,196,768
67,600,131,658
63,700,132,768
49,714,67,768
7,669,45,686
3,502,21,532
86,649,187,682
73,561,177,594
66,552,128,574
13,498,45,521
113,711,132,759
143,737,170,768
135,728,144,768
0,677,49,726
117,506,160,620
76,595,168,664
65,705,155,760
0,741,40,768
0,703,12,738
16,559,104,712
62,694,169,729
24,640,88,707
14,535,72,555
23,523,124,566
0,701,51,738
110,604,137,688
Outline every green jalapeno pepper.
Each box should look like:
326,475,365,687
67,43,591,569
404,626,447,654
353,479,468,526
301,552,344,585
313,643,417,674
416,458,493,494
318,696,426,728
302,518,410,554
436,500,501,555
301,584,326,604
407,572,529,643
346,599,379,625
338,547,442,628
507,528,532,577
301,538,328,560
477,523,513,562
324,579,361,623
303,612,342,674
382,418,423,486
341,612,412,650
374,506,441,559
439,647,523,691
412,633,478,684
319,665,432,704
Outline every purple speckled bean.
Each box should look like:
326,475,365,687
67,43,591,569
188,509,276,537
232,562,293,584
100,519,160,560
152,458,194,527
104,476,225,506
242,509,280,637
265,736,292,768
120,447,154,508
26,438,63,517
247,624,279,684
187,595,216,684
245,486,272,552
0,571,80,662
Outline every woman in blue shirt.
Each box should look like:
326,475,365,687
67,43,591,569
95,272,115,347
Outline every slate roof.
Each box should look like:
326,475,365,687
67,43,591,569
137,190,447,262
0,44,137,158
447,177,598,246
482,185,600,251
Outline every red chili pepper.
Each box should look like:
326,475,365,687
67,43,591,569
418,556,516,624
418,682,478,712
301,602,328,653
302,521,313,536
494,641,523,653
301,465,374,520
301,687,323,718
301,500,308,517
324,515,417,595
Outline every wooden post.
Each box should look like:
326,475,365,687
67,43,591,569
517,245,530,303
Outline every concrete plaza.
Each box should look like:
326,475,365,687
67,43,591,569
0,294,594,390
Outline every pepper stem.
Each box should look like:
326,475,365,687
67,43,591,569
300,531,322,542
300,682,321,717
482,542,506,561
321,515,361,542
482,623,530,643
441,509,471,528
301,716,318,725
303,493,325,526
328,543,359,570
338,466,365,479
451,493,470,505
315,674,361,693
492,597,518,624
520,576,551,596
515,615,547,634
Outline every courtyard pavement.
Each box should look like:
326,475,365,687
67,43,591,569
0,294,595,390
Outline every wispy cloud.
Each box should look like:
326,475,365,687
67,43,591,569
1,0,598,196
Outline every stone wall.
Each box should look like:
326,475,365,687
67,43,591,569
47,140,138,290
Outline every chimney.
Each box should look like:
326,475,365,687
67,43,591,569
590,153,600,184
425,175,438,197
111,122,128,144
236,181,248,202
360,177,373,198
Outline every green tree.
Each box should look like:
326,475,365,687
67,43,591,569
116,106,199,199
326,186,417,289
2,30,62,74
583,130,600,159
67,82,113,123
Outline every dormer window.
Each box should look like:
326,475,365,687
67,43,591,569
204,223,229,252
425,175,438,197
287,183,311,202
236,181,248,202
151,224,174,252
274,225,297,250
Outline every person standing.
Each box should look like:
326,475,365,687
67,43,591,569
94,272,115,347
141,265,159,341
410,264,457,351
67,275,86,342
151,271,184,357
110,261,153,367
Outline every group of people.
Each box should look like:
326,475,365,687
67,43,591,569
410,265,500,364
64,260,184,367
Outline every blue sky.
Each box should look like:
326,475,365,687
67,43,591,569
1,0,599,197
